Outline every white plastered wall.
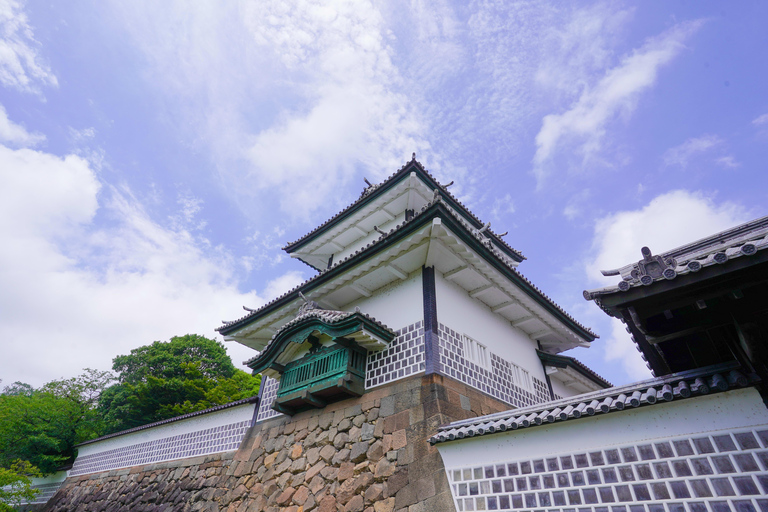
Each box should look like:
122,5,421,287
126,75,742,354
346,268,424,330
76,403,255,457
434,271,547,384
438,388,768,468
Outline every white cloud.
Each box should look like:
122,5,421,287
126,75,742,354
603,317,651,381
105,0,431,220
586,190,750,285
0,0,57,93
532,19,704,185
0,142,298,386
584,190,750,379
490,193,515,221
715,155,740,169
0,103,43,146
662,134,722,168
752,113,768,126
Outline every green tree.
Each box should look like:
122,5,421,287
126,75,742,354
112,334,236,385
0,370,113,474
0,460,41,511
99,335,260,434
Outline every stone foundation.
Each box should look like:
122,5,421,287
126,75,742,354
42,374,511,512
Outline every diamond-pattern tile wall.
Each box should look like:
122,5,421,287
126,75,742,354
69,420,252,476
255,376,282,423
447,428,768,512
366,321,425,389
438,323,551,408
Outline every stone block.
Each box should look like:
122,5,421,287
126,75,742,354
386,467,408,496
292,485,310,506
349,425,361,440
333,432,349,449
382,411,409,434
361,423,375,441
306,461,326,481
366,408,379,422
366,440,384,461
374,458,396,479
308,474,326,495
394,483,417,510
364,483,385,503
373,498,395,512
318,495,337,512
345,495,364,512
379,395,395,417
319,444,336,462
289,444,303,460
391,430,407,450
306,446,321,465
350,441,369,463
275,487,295,505
319,412,333,430
332,448,350,465
338,418,352,432
337,461,355,481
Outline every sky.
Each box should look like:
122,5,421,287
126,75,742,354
1,0,767,389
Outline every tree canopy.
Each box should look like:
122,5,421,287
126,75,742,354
99,334,260,435
0,334,260,475
0,369,113,473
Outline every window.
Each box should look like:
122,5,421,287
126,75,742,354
463,334,490,369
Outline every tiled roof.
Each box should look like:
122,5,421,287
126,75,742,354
75,396,259,447
537,350,612,388
243,306,396,367
429,362,751,445
584,215,768,300
282,157,525,262
218,196,596,341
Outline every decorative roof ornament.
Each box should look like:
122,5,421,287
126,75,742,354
360,177,380,198
632,247,677,286
297,291,321,315
411,152,416,161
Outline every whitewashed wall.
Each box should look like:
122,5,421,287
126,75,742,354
70,402,256,476
438,388,768,512
346,268,423,329
434,271,546,382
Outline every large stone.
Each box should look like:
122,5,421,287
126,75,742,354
318,495,337,512
306,446,321,465
319,444,336,463
366,440,384,461
337,462,355,482
364,483,385,503
306,461,326,481
332,448,350,465
337,418,352,432
292,485,310,506
337,472,374,504
344,495,364,512
334,432,349,449
289,444,303,460
391,430,407,451
275,487,295,506
349,442,369,463
373,458,395,479
361,423,375,441
373,497,396,512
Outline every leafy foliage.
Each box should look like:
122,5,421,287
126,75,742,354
99,335,260,434
0,460,41,511
0,335,260,473
112,334,236,385
0,370,113,473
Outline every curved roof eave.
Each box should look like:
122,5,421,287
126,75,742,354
219,200,596,343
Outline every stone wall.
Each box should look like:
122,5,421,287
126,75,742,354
41,373,511,512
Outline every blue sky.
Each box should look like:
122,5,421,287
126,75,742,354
1,0,767,388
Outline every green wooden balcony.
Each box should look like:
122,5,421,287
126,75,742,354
272,343,367,415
